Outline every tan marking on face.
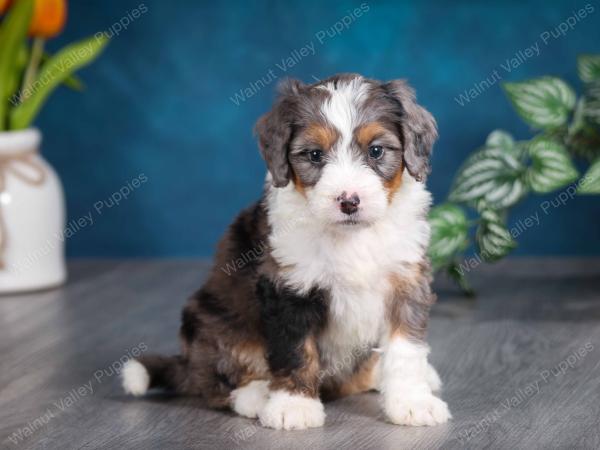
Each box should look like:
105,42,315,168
304,123,339,151
355,122,389,148
384,165,404,202
291,170,306,196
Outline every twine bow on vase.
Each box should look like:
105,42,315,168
0,149,46,269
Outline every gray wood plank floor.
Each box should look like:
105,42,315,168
1,259,600,450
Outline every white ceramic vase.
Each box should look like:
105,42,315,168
0,128,66,293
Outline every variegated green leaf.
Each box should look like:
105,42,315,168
578,158,600,194
526,138,579,193
476,209,517,262
503,77,576,129
486,130,514,150
568,98,586,136
428,203,469,270
449,148,527,209
485,129,526,159
582,81,600,123
578,54,600,83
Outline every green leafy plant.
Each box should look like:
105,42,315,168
0,0,108,131
429,55,600,294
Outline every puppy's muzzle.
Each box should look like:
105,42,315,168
337,191,360,215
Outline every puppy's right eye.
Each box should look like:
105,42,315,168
307,149,323,163
368,145,384,160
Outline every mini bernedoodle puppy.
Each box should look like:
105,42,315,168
122,74,451,430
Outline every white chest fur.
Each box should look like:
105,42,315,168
266,174,431,373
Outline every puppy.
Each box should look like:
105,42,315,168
122,74,450,430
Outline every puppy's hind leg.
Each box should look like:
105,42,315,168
122,355,189,396
122,353,239,410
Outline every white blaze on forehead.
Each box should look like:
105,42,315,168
318,77,370,151
314,77,382,213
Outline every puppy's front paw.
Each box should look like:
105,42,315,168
384,390,450,426
230,380,270,419
426,363,442,392
258,390,325,430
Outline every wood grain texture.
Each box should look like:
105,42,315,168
1,258,600,450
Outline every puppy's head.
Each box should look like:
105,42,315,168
255,74,437,228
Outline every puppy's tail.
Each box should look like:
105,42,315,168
122,354,189,396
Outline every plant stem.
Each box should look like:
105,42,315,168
447,263,475,298
20,37,45,103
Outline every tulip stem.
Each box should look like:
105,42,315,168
21,37,45,103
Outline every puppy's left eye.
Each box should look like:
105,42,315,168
308,149,324,163
368,145,384,160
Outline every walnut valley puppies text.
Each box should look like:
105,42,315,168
455,175,595,276
229,3,370,105
8,173,148,275
457,342,594,444
10,3,149,106
454,3,595,106
6,343,147,446
94,3,148,41
92,173,148,216
62,173,149,237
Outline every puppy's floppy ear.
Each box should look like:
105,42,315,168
383,80,438,182
254,78,304,188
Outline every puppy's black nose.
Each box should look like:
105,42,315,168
337,191,360,215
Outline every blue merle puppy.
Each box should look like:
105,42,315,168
122,74,450,430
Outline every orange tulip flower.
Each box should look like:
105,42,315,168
0,0,11,14
29,0,66,38
0,0,66,37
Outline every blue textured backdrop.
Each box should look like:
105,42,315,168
36,0,600,257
